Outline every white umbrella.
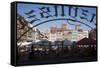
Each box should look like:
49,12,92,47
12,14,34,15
17,42,32,46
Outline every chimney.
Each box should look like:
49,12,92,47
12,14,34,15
61,23,67,31
75,23,81,30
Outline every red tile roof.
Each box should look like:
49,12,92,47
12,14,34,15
77,37,96,45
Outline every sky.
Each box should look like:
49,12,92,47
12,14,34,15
17,3,97,32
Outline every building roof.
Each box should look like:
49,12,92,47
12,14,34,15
36,39,51,45
63,39,72,45
77,37,96,45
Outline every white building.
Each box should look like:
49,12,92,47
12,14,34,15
47,23,89,42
